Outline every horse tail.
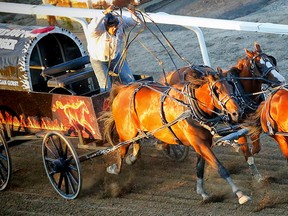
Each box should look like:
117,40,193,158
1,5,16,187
241,101,265,136
108,82,124,107
100,83,126,146
100,110,117,146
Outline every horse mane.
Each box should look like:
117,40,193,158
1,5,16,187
225,56,249,76
226,66,241,76
184,68,207,88
240,101,265,136
160,66,212,88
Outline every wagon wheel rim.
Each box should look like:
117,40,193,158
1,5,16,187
162,144,189,162
42,131,81,199
0,130,11,190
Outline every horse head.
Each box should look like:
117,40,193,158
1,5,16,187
188,66,240,123
244,42,286,87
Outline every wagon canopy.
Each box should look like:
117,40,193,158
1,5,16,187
0,24,87,92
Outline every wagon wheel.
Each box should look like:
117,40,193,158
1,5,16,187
0,130,11,190
42,131,81,199
162,144,189,162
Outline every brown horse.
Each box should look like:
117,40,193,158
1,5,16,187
243,86,288,161
224,43,285,181
102,68,254,204
163,43,286,181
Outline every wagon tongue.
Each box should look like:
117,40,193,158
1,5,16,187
214,128,248,147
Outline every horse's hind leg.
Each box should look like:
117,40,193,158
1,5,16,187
238,136,263,182
125,143,141,165
273,135,288,160
107,144,130,175
196,154,209,200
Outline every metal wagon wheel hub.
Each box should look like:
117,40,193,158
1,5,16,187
51,158,70,173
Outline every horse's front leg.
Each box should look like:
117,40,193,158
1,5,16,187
107,144,130,175
125,143,141,165
196,154,209,200
216,158,251,204
198,142,251,204
238,136,263,182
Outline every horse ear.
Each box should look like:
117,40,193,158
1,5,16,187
245,48,254,58
254,42,262,53
217,66,223,74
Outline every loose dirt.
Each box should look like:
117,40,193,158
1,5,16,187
1,0,288,215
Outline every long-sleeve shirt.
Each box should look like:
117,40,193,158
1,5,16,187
87,12,139,62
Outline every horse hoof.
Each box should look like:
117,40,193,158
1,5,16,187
238,195,252,204
201,193,210,200
106,164,119,175
125,154,137,165
253,174,264,182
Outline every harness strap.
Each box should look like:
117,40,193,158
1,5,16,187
160,88,185,145
265,90,281,135
227,73,259,113
183,82,222,135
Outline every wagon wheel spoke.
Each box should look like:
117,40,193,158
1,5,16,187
0,131,11,191
48,136,62,158
44,142,59,159
42,132,81,199
65,172,77,194
162,144,189,162
67,168,79,185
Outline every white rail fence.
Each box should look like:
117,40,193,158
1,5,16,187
1,2,288,66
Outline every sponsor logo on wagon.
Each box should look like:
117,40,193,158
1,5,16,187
0,79,19,86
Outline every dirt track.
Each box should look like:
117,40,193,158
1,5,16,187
1,136,288,215
1,0,288,215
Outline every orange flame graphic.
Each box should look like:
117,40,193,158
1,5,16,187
52,99,96,138
0,111,66,131
0,99,96,139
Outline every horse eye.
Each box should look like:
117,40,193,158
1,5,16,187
214,86,220,94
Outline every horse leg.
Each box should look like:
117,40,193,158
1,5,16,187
238,136,263,182
125,143,141,165
196,154,209,200
107,144,130,175
199,143,251,204
216,158,252,204
251,134,261,155
273,135,288,160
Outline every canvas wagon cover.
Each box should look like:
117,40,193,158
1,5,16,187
0,24,86,92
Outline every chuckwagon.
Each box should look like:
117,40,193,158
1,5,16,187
0,23,189,199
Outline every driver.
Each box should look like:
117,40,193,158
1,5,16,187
87,5,141,92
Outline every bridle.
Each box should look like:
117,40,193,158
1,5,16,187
211,79,234,107
249,53,279,85
227,52,280,114
186,65,236,122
